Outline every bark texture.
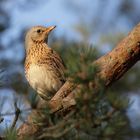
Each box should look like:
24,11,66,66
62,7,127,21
18,23,140,139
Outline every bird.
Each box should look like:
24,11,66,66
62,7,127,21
24,25,66,100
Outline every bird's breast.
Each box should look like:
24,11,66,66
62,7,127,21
26,64,63,98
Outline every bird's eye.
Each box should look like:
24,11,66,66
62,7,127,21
37,29,41,33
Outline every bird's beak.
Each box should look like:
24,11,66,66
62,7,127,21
45,25,56,34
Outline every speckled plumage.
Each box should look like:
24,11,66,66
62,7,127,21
24,26,65,100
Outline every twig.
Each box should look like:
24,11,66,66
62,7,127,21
10,102,21,129
0,108,32,117
0,117,4,123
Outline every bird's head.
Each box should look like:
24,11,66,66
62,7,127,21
25,25,56,46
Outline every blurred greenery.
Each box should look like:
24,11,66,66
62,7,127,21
5,128,17,140
0,0,140,140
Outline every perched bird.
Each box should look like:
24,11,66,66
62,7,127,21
24,25,65,100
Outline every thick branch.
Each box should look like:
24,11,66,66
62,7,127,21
49,23,140,112
18,23,140,138
94,25,140,86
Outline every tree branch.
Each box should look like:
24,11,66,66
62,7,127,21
17,23,140,138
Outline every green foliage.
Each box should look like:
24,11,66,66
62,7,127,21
65,45,98,84
5,128,17,140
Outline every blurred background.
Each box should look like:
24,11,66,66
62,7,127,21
0,0,140,139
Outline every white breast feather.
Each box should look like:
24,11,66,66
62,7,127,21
27,64,62,97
